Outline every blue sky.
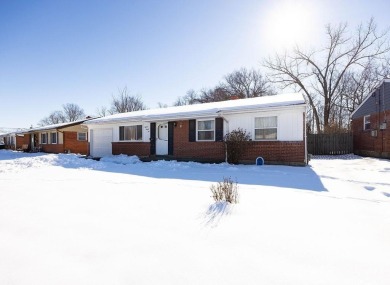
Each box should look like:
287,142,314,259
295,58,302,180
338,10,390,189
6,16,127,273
1,0,389,128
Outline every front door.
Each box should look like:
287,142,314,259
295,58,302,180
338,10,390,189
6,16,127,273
156,122,168,155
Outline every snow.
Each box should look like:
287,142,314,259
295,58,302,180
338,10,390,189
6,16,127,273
0,150,389,285
86,93,305,124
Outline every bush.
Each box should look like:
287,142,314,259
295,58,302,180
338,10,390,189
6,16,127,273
224,128,250,164
210,177,239,204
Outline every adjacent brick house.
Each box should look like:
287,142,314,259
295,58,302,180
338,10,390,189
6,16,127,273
0,130,27,150
20,119,92,155
351,79,390,159
85,93,307,165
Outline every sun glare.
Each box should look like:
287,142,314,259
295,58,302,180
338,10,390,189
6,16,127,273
261,0,318,51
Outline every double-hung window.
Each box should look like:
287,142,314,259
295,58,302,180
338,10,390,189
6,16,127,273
41,133,48,144
77,132,87,141
50,132,58,144
254,116,277,140
197,119,215,141
119,125,142,141
364,115,371,130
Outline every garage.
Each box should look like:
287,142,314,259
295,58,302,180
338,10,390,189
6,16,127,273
90,128,113,158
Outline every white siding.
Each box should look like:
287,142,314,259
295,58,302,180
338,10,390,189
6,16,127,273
58,132,64,144
223,107,304,141
111,122,150,142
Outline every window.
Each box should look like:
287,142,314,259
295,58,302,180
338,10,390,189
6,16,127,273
50,132,58,144
364,115,371,130
119,125,142,141
77,132,87,141
255,116,277,140
41,133,48,144
197,119,215,141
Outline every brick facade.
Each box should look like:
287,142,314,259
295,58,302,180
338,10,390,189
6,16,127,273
41,143,64,153
63,132,89,155
112,142,150,157
110,119,306,165
352,113,390,158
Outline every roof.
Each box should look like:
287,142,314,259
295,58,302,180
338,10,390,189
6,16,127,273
0,128,28,137
23,118,95,133
351,78,390,118
86,93,305,125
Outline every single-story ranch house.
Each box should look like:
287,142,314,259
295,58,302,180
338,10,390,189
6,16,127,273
20,119,92,154
0,130,26,150
351,79,390,159
85,93,307,165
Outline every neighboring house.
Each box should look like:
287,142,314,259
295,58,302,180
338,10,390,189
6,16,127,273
85,93,307,165
351,79,390,159
0,130,27,150
20,119,92,154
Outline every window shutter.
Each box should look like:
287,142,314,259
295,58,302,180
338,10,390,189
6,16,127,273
189,120,196,142
215,117,223,142
119,126,124,141
168,122,174,155
150,123,156,155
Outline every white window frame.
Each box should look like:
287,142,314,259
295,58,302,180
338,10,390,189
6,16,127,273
50,132,58,144
254,116,278,141
41,133,48,144
364,115,371,130
119,125,143,141
196,119,215,141
77,132,87,141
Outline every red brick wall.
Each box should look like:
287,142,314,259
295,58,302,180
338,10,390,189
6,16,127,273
112,142,150,157
241,141,305,164
173,120,225,161
107,119,306,165
352,113,390,158
172,120,306,165
15,136,26,150
41,143,64,153
63,132,89,155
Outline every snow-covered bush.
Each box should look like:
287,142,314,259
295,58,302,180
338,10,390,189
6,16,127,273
210,177,239,204
224,128,250,164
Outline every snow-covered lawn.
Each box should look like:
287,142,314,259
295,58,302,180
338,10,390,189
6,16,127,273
0,150,389,285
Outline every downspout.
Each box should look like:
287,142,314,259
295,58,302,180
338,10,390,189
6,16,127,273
304,111,308,165
217,112,229,163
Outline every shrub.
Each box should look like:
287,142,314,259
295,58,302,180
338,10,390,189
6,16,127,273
224,128,251,164
210,177,239,204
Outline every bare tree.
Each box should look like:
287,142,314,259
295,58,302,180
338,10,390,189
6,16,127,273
264,18,390,133
174,69,274,105
62,103,85,122
96,106,109,117
39,111,66,126
110,86,146,114
196,87,231,103
223,68,275,98
157,102,168,108
173,89,200,106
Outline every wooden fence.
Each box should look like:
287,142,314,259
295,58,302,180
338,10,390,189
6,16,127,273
307,133,353,155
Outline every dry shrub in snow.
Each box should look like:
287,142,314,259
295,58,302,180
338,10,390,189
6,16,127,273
210,177,239,204
224,128,250,164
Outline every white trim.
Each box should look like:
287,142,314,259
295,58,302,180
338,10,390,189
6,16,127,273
196,118,215,141
253,116,278,141
363,115,371,130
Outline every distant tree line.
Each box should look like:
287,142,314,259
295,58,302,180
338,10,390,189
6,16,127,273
38,18,390,134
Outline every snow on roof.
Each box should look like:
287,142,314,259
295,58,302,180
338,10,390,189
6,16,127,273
0,128,28,136
26,118,94,133
86,93,305,124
